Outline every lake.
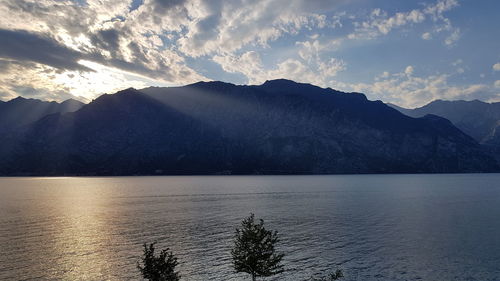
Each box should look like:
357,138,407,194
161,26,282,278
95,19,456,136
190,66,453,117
1,174,499,280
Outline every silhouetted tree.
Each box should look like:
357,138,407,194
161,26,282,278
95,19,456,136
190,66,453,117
231,213,285,281
329,269,344,280
310,269,344,280
138,243,180,281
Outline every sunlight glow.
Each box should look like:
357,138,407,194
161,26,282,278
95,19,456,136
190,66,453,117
52,60,168,100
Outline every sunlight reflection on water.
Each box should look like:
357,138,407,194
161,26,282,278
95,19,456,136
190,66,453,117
1,174,500,280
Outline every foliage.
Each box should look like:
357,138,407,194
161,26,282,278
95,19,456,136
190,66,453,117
310,269,344,281
328,269,344,280
231,213,285,281
138,242,180,281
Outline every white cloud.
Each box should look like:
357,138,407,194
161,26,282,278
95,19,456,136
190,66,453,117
405,65,414,76
296,38,343,62
0,59,82,101
213,51,265,83
176,0,342,57
0,58,169,102
348,8,426,39
213,52,345,86
0,0,345,99
421,32,432,40
495,80,500,88
444,28,460,46
0,0,208,100
0,0,496,107
346,67,499,108
348,0,459,43
423,0,459,20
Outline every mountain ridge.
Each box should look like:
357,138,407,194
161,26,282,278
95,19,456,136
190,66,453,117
389,99,500,145
0,96,84,134
0,79,498,175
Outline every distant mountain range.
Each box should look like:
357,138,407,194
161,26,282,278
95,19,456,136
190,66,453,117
0,97,84,133
0,79,498,175
390,100,500,163
389,100,500,145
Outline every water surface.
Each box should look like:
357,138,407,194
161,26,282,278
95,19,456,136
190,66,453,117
1,174,499,280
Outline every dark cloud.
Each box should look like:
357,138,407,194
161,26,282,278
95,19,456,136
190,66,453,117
103,57,176,81
5,0,89,35
127,41,149,63
0,59,37,71
0,29,92,72
90,28,122,57
192,14,221,43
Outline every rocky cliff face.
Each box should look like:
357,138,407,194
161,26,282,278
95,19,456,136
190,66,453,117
0,80,497,175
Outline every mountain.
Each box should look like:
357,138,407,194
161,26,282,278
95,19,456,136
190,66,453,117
0,80,497,175
389,100,500,146
0,96,84,133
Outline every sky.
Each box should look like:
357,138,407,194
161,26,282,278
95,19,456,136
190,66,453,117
0,0,499,108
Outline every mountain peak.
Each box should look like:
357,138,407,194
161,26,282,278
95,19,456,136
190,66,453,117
262,78,297,84
9,96,27,102
115,87,141,95
259,79,322,93
188,80,236,89
61,98,84,105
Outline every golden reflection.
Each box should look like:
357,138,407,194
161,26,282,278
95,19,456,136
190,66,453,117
50,180,121,280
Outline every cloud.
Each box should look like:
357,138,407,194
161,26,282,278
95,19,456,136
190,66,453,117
90,28,123,58
493,63,500,71
444,28,460,46
421,32,432,40
0,59,83,101
423,0,458,20
0,0,497,106
0,0,209,101
213,51,265,83
0,57,171,102
495,80,500,88
348,0,459,44
175,0,342,57
349,8,425,39
0,29,92,72
0,0,193,102
265,58,345,86
296,37,343,62
213,51,345,86
404,65,414,76
347,66,499,108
